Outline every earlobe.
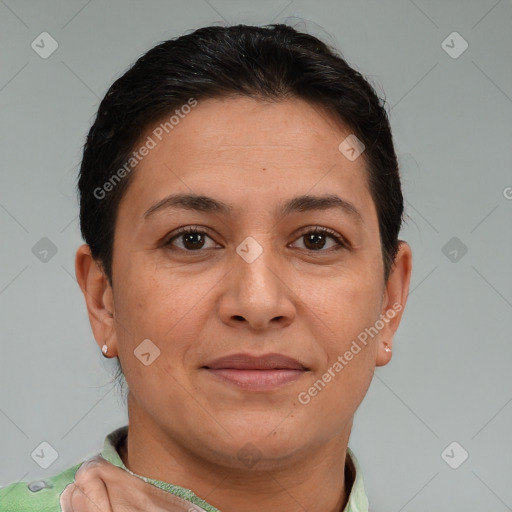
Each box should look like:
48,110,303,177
75,244,118,357
375,241,413,367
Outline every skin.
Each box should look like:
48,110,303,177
74,95,412,512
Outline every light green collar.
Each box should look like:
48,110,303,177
101,426,369,511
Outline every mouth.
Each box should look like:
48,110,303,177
202,353,309,391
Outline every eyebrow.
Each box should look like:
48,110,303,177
143,193,363,223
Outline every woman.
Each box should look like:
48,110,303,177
0,23,411,511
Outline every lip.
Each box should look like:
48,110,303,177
204,353,308,370
204,368,306,390
202,353,308,391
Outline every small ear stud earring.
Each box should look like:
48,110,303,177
384,344,391,353
101,344,109,357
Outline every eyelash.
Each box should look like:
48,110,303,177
164,225,349,253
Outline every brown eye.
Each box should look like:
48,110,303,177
165,227,218,251
164,226,347,254
291,227,347,252
180,231,207,250
302,232,333,251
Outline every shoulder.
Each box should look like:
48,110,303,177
0,462,83,512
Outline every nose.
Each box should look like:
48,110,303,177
218,241,296,331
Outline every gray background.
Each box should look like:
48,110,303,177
1,0,511,509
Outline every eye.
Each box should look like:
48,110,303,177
164,226,348,253
290,227,348,252
164,226,219,252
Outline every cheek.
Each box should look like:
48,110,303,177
112,272,199,406
309,269,382,343
314,272,382,402
113,263,209,363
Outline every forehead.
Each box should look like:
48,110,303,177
118,96,373,221
160,96,356,161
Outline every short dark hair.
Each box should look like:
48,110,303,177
78,23,403,290
78,23,405,403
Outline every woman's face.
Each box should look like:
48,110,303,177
79,95,411,469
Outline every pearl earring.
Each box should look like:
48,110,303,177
101,344,109,357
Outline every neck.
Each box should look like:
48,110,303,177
121,395,353,512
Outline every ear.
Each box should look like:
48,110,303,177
375,241,412,367
75,244,118,357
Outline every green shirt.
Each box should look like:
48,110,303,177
0,425,369,511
